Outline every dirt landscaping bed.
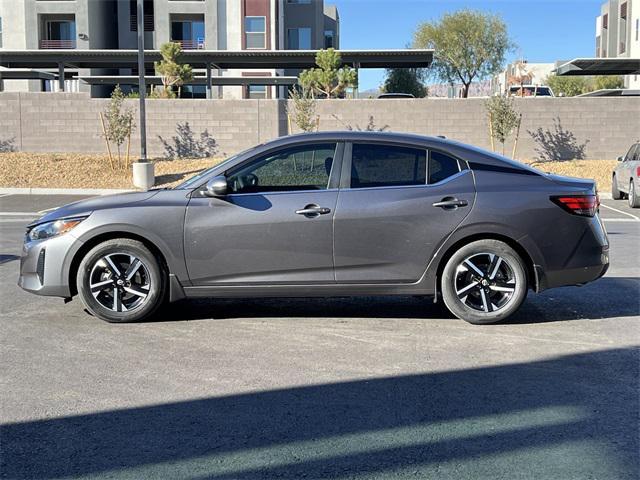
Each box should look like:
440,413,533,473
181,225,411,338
0,153,222,190
523,159,617,193
0,153,617,192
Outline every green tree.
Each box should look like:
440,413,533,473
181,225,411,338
299,48,358,98
154,42,193,98
101,85,136,170
287,87,318,133
413,9,513,98
594,75,624,90
545,75,590,97
486,95,520,155
382,68,427,97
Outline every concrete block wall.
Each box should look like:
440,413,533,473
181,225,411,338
309,97,640,160
0,93,284,157
1,93,638,160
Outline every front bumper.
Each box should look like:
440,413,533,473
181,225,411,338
18,232,83,298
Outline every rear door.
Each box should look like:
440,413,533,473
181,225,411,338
333,142,475,283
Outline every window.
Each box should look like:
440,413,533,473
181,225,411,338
0,17,3,49
350,144,426,189
171,15,205,49
247,85,267,99
227,144,337,194
287,28,311,49
636,18,639,42
602,13,608,29
245,16,266,49
324,30,334,49
129,0,154,32
428,151,461,184
287,0,311,3
40,17,76,49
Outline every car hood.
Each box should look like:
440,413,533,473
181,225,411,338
29,191,159,227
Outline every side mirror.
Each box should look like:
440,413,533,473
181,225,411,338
205,175,228,197
617,156,624,162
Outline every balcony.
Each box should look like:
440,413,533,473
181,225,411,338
174,38,205,50
39,39,76,49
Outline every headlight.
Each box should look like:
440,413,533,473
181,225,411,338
26,217,87,242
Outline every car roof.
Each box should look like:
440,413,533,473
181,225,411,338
262,130,451,147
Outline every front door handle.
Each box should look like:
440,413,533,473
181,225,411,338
432,197,469,209
296,204,331,217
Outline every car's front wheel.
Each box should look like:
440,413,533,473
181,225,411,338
441,239,528,324
76,239,167,323
629,180,640,208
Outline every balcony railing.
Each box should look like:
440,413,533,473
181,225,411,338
173,39,205,50
39,39,76,49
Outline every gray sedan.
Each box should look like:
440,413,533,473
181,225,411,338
18,132,609,324
612,142,640,208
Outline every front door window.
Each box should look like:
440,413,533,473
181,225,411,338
227,144,337,194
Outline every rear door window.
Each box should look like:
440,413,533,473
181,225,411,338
350,143,427,188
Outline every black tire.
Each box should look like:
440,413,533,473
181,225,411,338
629,180,640,208
441,239,528,325
612,174,622,200
76,238,167,323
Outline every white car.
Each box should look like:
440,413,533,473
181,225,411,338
612,142,640,208
508,85,555,97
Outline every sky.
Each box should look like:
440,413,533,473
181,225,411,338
332,0,604,91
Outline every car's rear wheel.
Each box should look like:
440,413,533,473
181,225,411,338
629,180,640,208
441,239,528,324
76,239,166,323
612,174,622,200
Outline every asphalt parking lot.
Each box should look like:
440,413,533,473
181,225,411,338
1,194,639,480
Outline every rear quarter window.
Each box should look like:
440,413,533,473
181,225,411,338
428,151,461,184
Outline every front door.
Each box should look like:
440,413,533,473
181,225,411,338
184,142,340,285
334,143,475,283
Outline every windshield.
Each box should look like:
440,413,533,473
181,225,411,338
174,148,255,189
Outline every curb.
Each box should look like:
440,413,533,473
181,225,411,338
0,187,135,196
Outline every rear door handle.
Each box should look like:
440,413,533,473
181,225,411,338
432,197,469,209
296,204,331,217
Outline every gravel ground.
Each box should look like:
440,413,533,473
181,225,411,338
0,153,220,189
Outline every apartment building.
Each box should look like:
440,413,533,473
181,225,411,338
0,0,340,98
595,0,640,88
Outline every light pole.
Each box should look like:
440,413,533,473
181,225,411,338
132,0,154,189
137,0,147,161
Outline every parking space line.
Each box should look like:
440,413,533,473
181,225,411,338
0,194,13,198
602,218,640,223
600,204,640,220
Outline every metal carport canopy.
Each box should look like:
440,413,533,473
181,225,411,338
0,49,434,69
78,75,299,86
555,57,640,76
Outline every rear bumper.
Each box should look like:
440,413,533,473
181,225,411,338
537,246,609,291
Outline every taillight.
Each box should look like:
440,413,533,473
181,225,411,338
551,195,599,217
636,166,640,177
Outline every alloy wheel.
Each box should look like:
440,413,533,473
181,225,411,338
89,253,151,312
454,252,517,313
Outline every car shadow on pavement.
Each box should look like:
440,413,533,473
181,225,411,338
154,277,639,324
2,348,638,479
